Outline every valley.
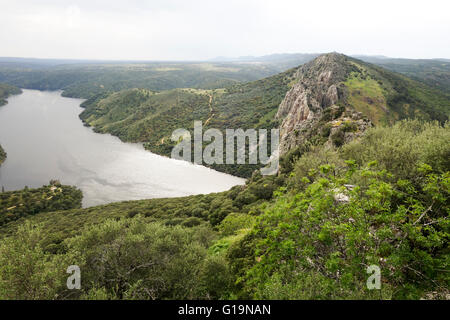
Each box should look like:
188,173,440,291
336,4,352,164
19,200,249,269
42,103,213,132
0,53,448,300
78,54,450,177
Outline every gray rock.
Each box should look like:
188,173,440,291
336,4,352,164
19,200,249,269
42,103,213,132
276,53,372,154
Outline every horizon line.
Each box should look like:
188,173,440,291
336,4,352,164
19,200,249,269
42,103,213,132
1,53,449,64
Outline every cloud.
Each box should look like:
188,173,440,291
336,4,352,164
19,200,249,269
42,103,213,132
0,0,449,59
66,5,81,29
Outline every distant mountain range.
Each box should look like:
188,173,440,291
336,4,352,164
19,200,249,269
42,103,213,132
1,53,449,95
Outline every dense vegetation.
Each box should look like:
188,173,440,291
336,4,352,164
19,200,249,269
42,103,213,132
0,181,82,227
0,120,448,299
0,83,21,106
0,54,448,300
1,55,450,100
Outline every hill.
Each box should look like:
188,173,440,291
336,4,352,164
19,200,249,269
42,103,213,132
0,145,5,166
79,54,449,176
0,61,284,99
80,68,297,177
0,120,448,300
355,56,450,94
0,181,82,227
277,53,450,153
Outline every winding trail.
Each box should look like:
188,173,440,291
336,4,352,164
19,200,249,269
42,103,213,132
204,93,214,126
159,92,214,145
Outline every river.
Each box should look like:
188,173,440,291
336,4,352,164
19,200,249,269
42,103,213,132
0,89,245,207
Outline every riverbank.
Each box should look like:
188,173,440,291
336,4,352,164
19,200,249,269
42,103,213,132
0,89,245,207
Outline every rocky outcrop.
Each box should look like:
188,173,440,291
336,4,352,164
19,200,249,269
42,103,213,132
276,53,371,154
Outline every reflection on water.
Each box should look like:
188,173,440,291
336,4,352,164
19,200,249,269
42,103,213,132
0,89,245,207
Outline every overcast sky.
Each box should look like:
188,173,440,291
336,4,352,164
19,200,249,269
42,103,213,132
1,0,449,60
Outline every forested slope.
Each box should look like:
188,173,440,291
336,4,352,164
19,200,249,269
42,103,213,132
0,62,282,99
0,181,82,227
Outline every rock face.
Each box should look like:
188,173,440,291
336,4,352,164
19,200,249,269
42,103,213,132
276,53,371,154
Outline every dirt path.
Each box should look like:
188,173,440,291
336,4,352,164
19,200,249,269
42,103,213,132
204,94,214,126
158,93,214,145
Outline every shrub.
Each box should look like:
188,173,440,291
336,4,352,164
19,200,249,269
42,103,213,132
290,146,344,190
330,129,345,147
342,119,450,179
66,217,216,299
0,222,69,299
232,163,449,299
219,213,255,236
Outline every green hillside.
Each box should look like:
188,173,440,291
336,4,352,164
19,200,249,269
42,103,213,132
80,69,297,177
0,54,449,300
79,55,449,178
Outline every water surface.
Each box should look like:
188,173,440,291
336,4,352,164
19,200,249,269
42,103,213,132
0,89,245,207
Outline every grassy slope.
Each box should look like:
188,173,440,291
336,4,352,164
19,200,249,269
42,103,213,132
0,62,281,99
342,58,450,124
81,88,212,145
